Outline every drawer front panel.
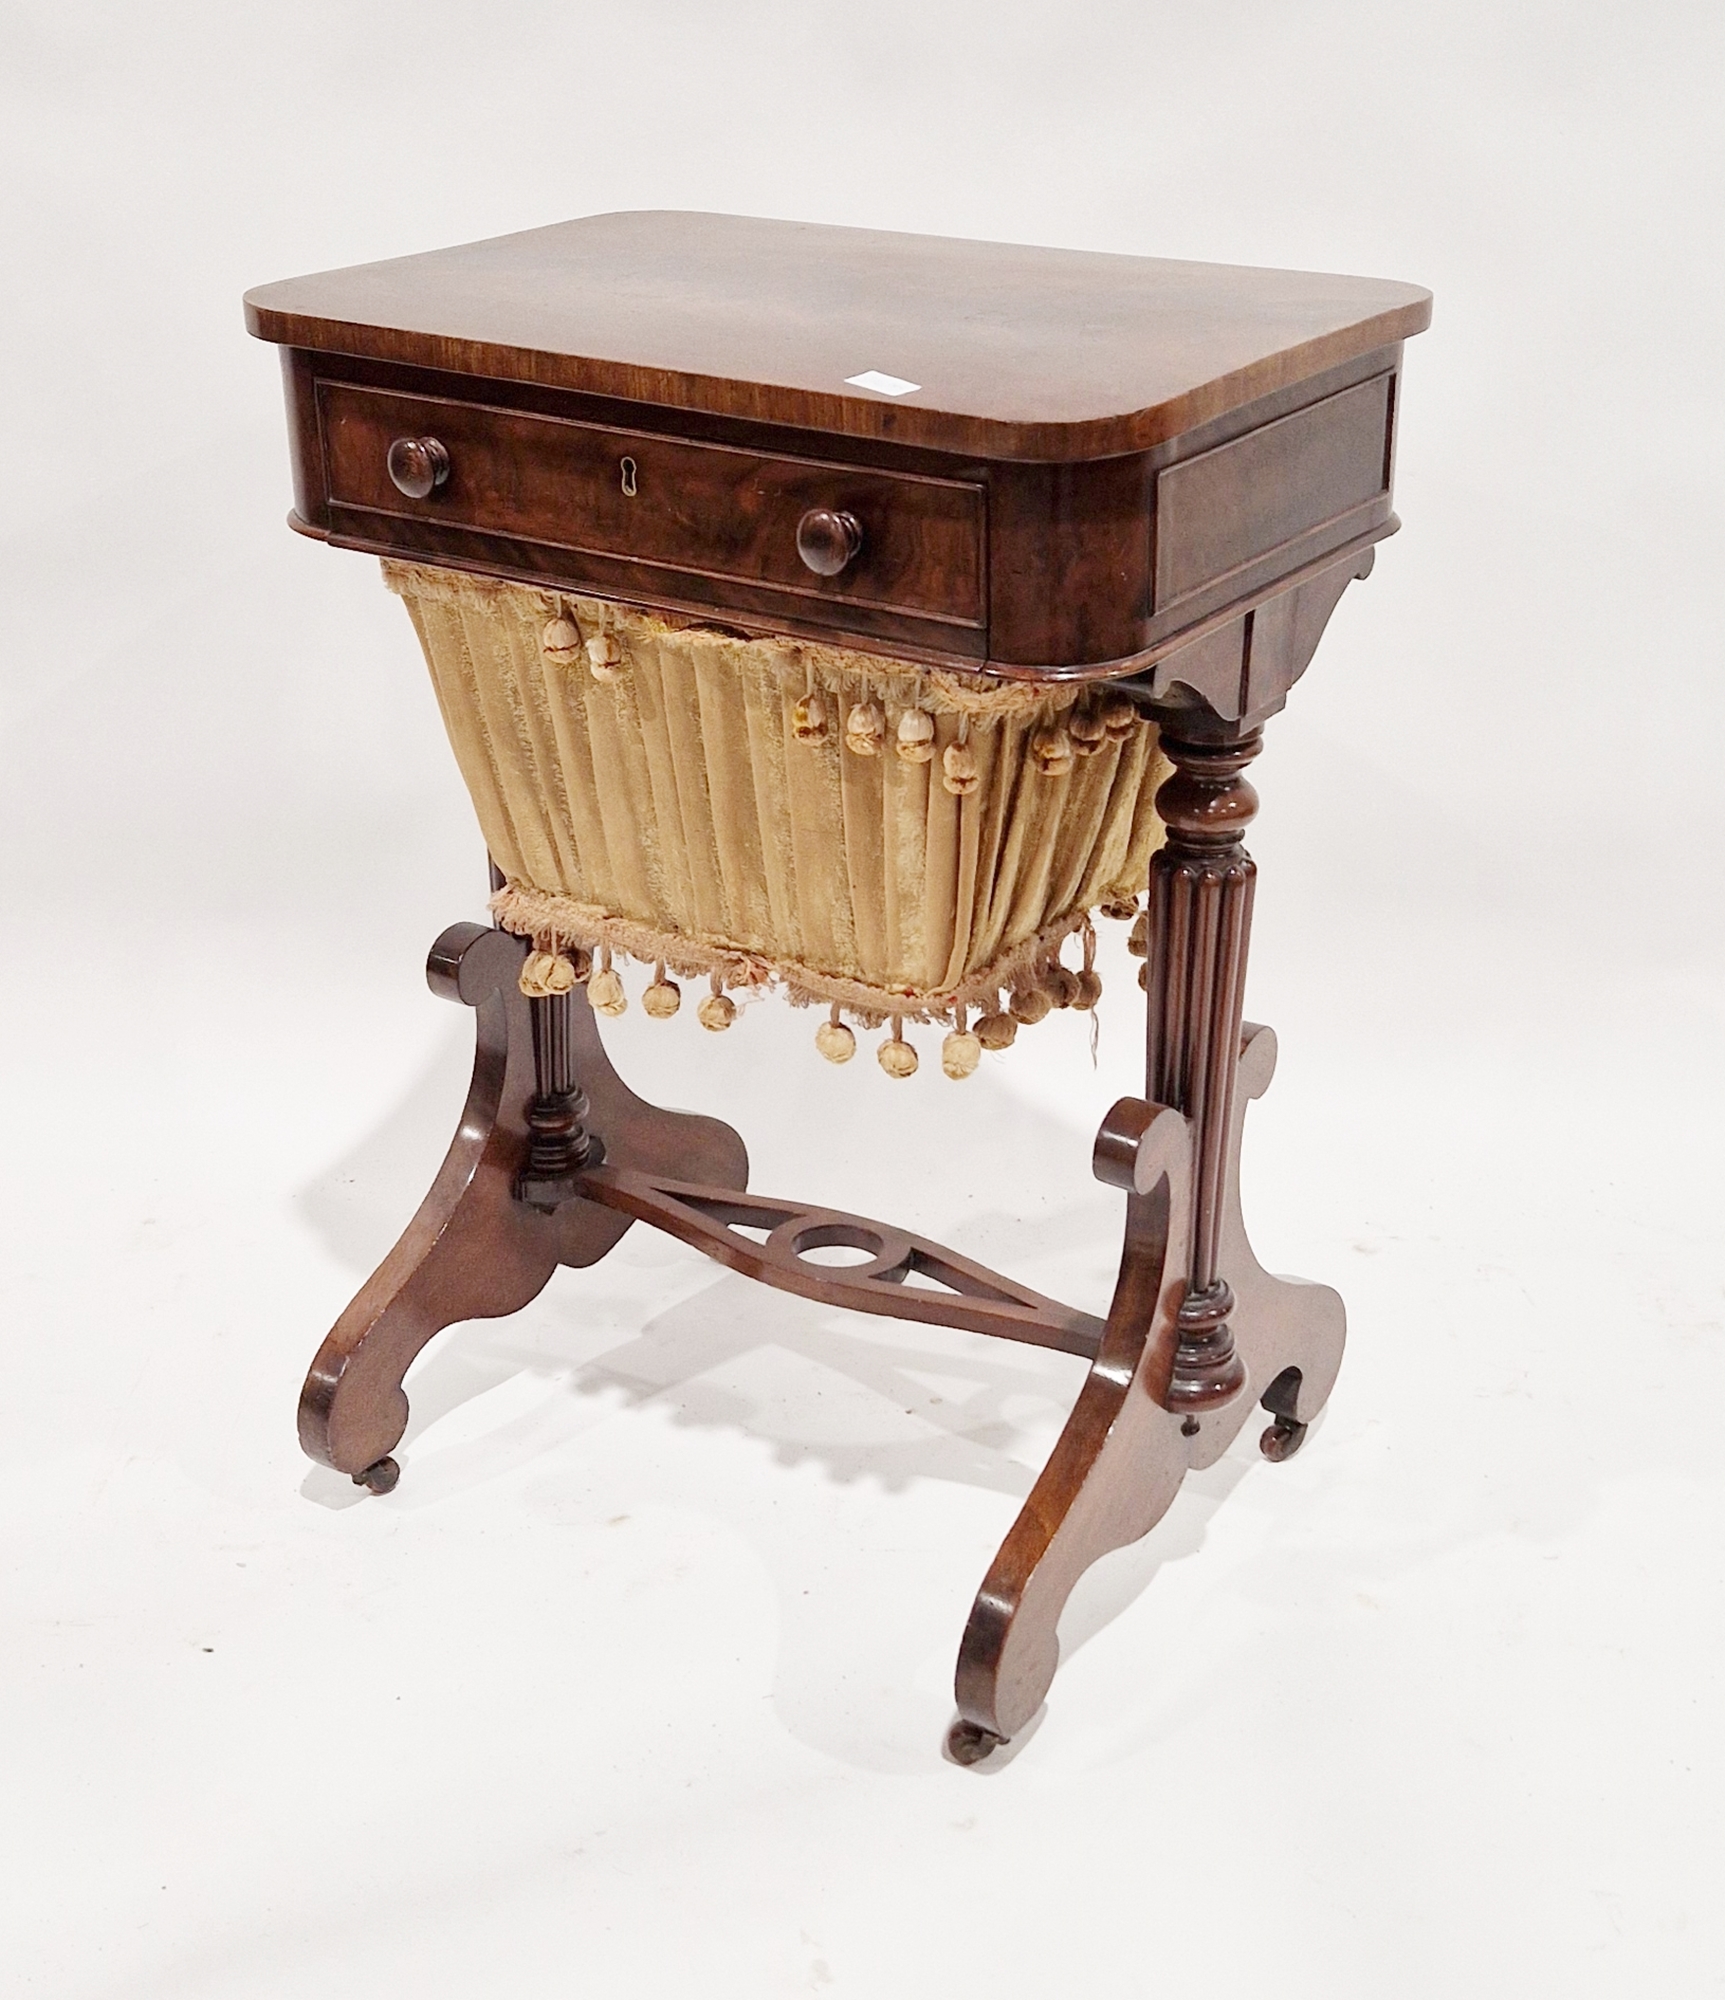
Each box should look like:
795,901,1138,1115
1153,372,1393,610
318,383,985,626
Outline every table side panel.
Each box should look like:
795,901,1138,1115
278,350,328,531
1153,371,1394,612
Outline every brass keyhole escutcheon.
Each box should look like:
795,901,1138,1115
620,456,638,497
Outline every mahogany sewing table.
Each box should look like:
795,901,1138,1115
246,211,1430,1761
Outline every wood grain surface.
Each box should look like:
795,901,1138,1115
246,209,1431,461
319,379,985,626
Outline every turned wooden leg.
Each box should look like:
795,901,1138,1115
1145,730,1346,1462
516,968,604,1210
1145,726,1262,1417
298,922,747,1486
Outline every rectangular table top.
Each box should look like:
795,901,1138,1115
245,210,1431,463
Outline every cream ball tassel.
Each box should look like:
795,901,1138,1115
587,946,628,1017
541,607,583,667
845,698,885,757
896,707,935,764
1101,693,1137,740
642,962,681,1019
815,1002,856,1064
697,970,736,1032
1073,921,1103,1011
974,994,1017,1050
792,687,829,743
586,630,623,682
519,944,578,998
792,662,829,744
1008,982,1052,1025
877,1017,918,1079
1069,702,1107,756
1030,724,1074,777
942,713,979,797
941,1007,982,1079
1043,953,1081,1010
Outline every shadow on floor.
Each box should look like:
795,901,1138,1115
293,1010,1292,1767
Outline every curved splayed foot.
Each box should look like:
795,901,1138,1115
952,1101,1196,1745
1201,1022,1347,1470
299,922,747,1484
949,1022,1349,1746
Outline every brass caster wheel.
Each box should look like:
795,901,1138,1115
1258,1417,1307,1463
354,1456,401,1494
946,1719,1004,1766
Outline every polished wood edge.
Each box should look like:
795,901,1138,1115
334,383,988,497
323,497,988,632
287,345,995,481
983,517,1396,685
285,337,1399,486
1081,515,1398,685
1141,344,1400,473
313,518,987,665
282,511,1393,683
575,1165,1104,1359
279,349,328,533
243,298,1432,463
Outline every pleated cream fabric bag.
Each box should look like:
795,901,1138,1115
386,558,1169,1075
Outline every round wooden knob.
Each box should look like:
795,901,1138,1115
795,508,863,576
386,436,451,500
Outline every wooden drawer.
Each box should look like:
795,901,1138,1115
316,382,985,627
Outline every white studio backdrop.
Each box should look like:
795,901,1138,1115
1,3,1721,1996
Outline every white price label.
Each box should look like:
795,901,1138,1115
844,370,921,397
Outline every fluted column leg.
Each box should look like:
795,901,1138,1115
518,986,603,1209
1144,728,1261,1414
